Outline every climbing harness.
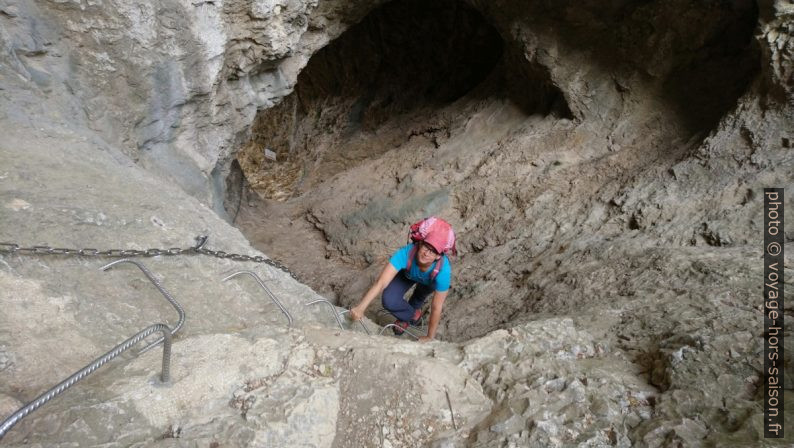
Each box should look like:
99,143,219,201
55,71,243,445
0,235,301,282
223,270,294,327
0,260,178,440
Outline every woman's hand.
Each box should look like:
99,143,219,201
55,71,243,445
349,305,364,321
350,263,398,322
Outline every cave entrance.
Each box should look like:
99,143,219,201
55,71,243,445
224,0,540,301
236,0,511,202
224,0,761,343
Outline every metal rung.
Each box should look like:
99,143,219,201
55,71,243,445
305,299,346,330
338,309,371,335
378,324,420,339
101,259,185,354
0,323,172,439
222,270,293,327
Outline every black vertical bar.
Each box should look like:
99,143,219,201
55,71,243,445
764,187,784,438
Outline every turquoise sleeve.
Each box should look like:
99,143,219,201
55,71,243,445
389,244,412,270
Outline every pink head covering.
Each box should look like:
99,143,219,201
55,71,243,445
414,217,457,255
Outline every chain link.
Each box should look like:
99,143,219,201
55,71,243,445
0,236,300,281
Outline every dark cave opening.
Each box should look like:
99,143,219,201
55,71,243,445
228,0,762,210
294,0,574,128
658,0,761,134
227,0,574,205
296,0,507,127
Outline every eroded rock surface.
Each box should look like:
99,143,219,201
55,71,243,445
1,0,793,446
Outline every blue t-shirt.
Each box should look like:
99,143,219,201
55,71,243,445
389,243,452,292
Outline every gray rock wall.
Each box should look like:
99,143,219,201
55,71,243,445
1,0,388,213
0,92,491,445
0,0,793,446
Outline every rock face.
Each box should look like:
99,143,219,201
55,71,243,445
1,0,382,214
0,114,490,446
1,0,793,446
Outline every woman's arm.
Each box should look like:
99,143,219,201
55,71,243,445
349,263,398,320
420,289,448,342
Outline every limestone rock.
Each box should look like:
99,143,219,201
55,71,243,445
1,0,793,446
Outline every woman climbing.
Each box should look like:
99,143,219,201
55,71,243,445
349,217,456,342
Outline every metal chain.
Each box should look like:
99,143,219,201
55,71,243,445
0,236,300,281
